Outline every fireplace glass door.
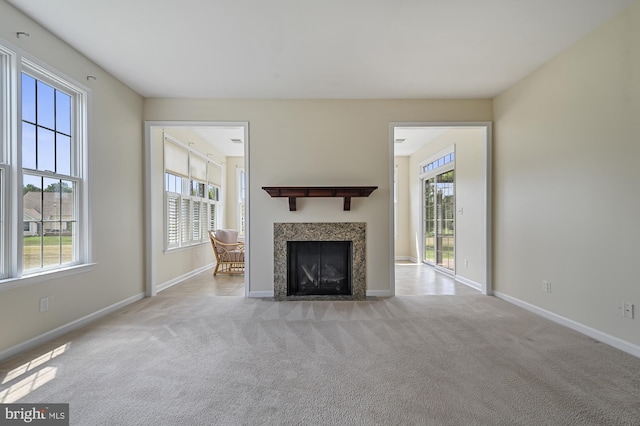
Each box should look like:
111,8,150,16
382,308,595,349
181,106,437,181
287,241,352,296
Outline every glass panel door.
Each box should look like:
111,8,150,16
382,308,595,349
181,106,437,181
436,170,455,271
423,178,435,264
423,170,455,272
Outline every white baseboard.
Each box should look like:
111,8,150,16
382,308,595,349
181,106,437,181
156,263,214,293
455,275,482,291
0,293,145,362
395,256,418,263
367,290,392,297
494,291,640,359
249,291,274,298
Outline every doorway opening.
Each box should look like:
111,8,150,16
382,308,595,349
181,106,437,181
144,121,249,298
390,123,491,296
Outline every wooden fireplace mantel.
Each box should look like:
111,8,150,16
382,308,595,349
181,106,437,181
262,186,378,211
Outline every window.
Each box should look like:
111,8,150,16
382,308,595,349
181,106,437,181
0,42,88,281
21,72,78,273
163,134,221,250
422,152,454,174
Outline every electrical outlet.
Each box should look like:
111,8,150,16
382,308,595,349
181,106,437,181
40,297,49,312
541,280,551,293
464,259,469,267
623,302,634,319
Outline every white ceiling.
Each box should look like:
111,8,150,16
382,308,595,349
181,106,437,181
394,127,448,157
7,0,634,157
162,125,245,158
6,0,635,100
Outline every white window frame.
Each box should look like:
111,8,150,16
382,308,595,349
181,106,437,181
0,45,12,278
0,38,91,289
394,164,398,240
236,167,245,237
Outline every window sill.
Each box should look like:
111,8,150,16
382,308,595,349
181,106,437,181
0,263,97,293
164,241,209,254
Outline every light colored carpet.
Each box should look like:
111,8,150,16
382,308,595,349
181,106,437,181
1,277,639,425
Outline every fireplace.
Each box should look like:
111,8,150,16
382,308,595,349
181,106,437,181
287,241,352,296
273,222,366,300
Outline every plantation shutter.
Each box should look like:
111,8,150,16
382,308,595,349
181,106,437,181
192,201,201,241
201,203,209,239
181,198,190,244
167,195,179,247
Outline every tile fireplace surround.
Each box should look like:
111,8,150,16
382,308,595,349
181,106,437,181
273,222,366,300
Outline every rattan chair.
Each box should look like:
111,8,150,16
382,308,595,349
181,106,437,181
209,230,245,275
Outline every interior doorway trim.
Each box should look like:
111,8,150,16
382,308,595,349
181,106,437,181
144,120,250,297
389,121,492,296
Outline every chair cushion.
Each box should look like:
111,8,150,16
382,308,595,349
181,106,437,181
227,250,244,262
215,229,238,244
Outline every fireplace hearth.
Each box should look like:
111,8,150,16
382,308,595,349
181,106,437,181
273,222,366,300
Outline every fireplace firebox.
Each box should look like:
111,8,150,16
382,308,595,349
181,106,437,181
287,241,352,296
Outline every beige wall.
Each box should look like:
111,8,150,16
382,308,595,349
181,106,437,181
408,129,486,286
225,156,244,231
493,1,640,346
0,2,144,354
393,157,411,259
144,99,493,294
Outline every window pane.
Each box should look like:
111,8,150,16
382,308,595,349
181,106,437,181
23,174,43,272
36,81,55,129
57,134,71,175
22,122,36,169
61,222,75,264
56,91,71,135
60,180,75,221
43,177,62,218
23,174,42,213
37,127,55,172
42,231,61,268
23,232,42,271
22,73,36,123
